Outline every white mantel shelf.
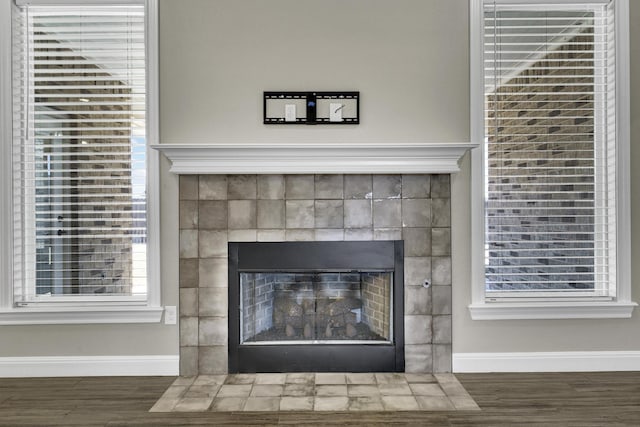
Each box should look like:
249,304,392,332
152,142,478,174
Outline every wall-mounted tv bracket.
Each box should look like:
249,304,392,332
263,91,359,125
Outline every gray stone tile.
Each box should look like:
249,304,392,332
402,175,431,199
344,175,372,199
179,259,198,288
199,287,227,317
250,385,284,397
433,315,451,345
210,397,246,411
431,174,450,198
405,344,433,373
225,374,256,385
228,175,256,199
285,175,314,199
373,175,401,199
432,257,452,286
195,353,226,375
404,373,436,383
316,373,346,384
344,228,373,241
343,200,372,228
450,396,481,410
243,397,280,411
373,228,402,241
149,397,179,412
346,373,376,385
180,288,198,317
283,384,314,397
198,200,227,230
374,373,407,384
180,316,198,347
348,396,384,411
285,200,314,228
432,198,451,227
285,229,314,241
257,229,285,241
280,396,314,411
314,396,349,411
405,285,431,315
179,201,198,229
179,175,198,200
409,383,446,397
373,199,401,228
185,384,221,399
193,375,227,386
172,377,196,387
402,199,431,227
378,383,413,396
432,285,452,315
315,174,344,199
228,200,256,229
381,395,420,410
198,257,228,288
315,385,347,396
432,228,451,256
179,230,198,259
199,176,227,200
257,175,285,200
405,315,432,345
286,373,315,384
254,373,287,385
314,200,343,228
315,229,344,241
228,229,257,242
173,397,214,412
198,230,228,258
433,344,452,373
404,257,431,288
257,200,285,229
415,395,455,411
402,227,431,257
217,384,252,398
199,317,227,345
348,385,380,396
179,347,198,377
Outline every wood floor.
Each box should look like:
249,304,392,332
1,372,639,426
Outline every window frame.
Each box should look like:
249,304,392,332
469,0,635,320
0,0,162,324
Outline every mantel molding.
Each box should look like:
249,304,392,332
152,142,478,174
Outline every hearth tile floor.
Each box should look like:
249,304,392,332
149,373,480,413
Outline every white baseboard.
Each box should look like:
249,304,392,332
453,351,640,373
0,355,179,377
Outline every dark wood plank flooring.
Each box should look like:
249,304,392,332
0,372,639,426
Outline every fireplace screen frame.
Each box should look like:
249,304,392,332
228,241,404,373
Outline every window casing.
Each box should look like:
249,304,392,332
470,0,635,319
0,0,161,323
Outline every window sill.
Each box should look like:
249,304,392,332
0,306,164,325
468,301,637,320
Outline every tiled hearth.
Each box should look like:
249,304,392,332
178,174,452,375
150,372,479,412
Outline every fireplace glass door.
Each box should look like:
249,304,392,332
240,271,393,344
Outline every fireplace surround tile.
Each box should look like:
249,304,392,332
179,173,452,375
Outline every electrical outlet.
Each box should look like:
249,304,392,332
164,305,177,325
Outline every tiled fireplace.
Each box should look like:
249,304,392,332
177,173,452,375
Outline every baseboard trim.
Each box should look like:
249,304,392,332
453,351,640,373
0,355,179,377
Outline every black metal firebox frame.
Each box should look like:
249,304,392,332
228,241,404,373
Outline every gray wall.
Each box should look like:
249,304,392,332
3,0,639,362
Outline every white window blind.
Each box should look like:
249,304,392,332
483,1,617,298
12,3,148,303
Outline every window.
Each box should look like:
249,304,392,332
0,0,161,323
470,0,635,319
